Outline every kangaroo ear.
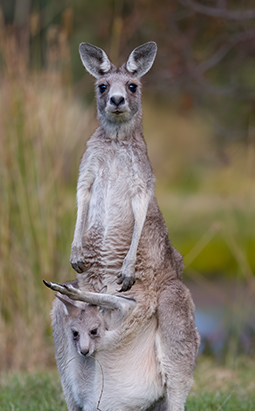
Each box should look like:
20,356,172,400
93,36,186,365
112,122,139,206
126,42,157,78
79,43,112,78
56,295,83,318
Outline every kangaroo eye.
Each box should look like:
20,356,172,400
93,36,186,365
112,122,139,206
90,328,98,336
99,84,107,94
128,84,137,93
72,330,79,339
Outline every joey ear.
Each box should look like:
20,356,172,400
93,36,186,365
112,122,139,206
79,43,112,78
56,295,81,318
126,41,157,78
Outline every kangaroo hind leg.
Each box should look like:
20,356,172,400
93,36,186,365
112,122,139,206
156,280,200,411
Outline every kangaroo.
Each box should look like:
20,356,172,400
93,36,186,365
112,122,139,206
46,42,200,411
45,276,199,411
49,279,137,411
70,41,183,296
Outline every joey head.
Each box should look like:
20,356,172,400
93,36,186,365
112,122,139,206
57,295,105,357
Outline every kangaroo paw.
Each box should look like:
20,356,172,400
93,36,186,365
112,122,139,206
70,245,93,273
117,272,136,292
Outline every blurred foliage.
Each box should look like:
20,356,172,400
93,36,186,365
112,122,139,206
0,26,97,368
2,0,255,137
0,0,255,369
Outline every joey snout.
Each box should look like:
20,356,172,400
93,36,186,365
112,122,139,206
80,347,90,357
75,336,96,358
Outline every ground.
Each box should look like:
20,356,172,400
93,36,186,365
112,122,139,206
0,356,254,411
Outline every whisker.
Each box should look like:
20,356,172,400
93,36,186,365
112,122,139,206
63,354,104,411
63,355,80,371
91,355,104,411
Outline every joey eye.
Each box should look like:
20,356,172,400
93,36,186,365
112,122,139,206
128,84,137,93
72,330,79,339
99,84,107,94
90,328,98,336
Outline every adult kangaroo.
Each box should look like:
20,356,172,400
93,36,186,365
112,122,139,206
51,42,200,411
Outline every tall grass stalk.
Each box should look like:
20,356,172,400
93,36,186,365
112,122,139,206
0,32,96,369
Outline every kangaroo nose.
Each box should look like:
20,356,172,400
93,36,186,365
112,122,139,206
110,95,125,107
80,348,90,357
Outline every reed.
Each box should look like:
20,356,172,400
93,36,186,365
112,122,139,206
0,29,96,369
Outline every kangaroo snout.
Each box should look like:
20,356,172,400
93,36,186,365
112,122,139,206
110,95,125,107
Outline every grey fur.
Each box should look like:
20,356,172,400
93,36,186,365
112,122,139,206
51,280,140,411
45,279,136,329
79,43,112,78
126,42,157,77
48,279,199,411
55,42,200,411
71,42,182,292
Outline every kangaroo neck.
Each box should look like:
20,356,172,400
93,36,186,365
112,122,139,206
99,111,143,142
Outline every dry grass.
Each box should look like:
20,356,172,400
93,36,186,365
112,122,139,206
192,356,255,394
0,34,96,368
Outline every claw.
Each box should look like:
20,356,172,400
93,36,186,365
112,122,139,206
71,263,83,273
117,276,136,292
70,259,93,273
117,274,124,285
43,280,67,296
43,279,51,288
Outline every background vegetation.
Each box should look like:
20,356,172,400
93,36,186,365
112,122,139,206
0,0,254,390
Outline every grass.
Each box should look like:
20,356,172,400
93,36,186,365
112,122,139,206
0,356,254,410
187,393,254,411
0,66,96,369
0,371,66,410
187,356,255,410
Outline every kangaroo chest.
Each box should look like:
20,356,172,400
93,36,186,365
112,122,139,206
80,137,155,289
87,142,145,231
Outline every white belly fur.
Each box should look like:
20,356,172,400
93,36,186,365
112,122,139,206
94,319,164,411
87,170,134,234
